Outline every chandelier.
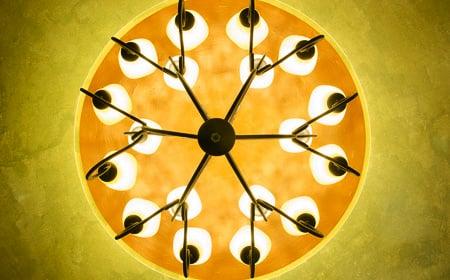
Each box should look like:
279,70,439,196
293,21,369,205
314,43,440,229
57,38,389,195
76,0,367,278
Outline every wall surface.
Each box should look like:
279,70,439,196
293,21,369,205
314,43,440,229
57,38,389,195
0,0,448,279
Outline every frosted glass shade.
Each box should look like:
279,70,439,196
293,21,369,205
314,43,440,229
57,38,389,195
118,38,158,79
166,186,202,221
100,151,137,191
128,119,162,155
122,198,161,238
310,144,348,185
226,10,268,49
308,85,347,126
239,54,274,89
163,55,199,91
281,196,320,236
93,84,132,125
239,185,275,221
278,118,313,153
166,10,209,51
173,227,212,265
279,35,318,76
229,225,271,265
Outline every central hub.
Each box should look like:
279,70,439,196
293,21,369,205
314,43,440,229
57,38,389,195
198,118,236,156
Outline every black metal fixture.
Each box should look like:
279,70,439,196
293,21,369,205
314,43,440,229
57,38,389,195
79,0,362,278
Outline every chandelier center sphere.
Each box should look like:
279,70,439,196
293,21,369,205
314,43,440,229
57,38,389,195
197,118,236,156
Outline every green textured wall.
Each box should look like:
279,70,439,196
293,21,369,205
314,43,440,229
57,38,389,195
0,0,448,279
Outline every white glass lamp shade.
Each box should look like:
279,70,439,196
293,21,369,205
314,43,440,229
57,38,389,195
310,144,348,185
99,151,137,191
128,119,162,155
239,54,274,89
226,10,269,49
281,196,320,236
278,118,313,153
173,227,212,265
122,198,161,238
118,38,158,79
93,84,132,125
166,10,209,51
229,225,271,265
166,186,202,221
239,185,275,221
279,35,318,76
308,85,347,126
163,55,199,91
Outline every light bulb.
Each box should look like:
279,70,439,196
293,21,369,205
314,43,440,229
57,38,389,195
229,225,271,265
278,118,313,153
239,185,275,221
128,119,162,155
239,54,274,89
308,85,347,126
310,144,348,185
92,84,132,125
226,8,269,49
281,196,320,236
166,10,209,51
166,186,202,221
118,38,158,79
99,151,137,191
163,55,199,91
173,227,212,265
279,35,318,76
122,198,161,238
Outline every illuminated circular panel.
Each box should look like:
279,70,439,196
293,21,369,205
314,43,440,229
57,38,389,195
76,0,368,279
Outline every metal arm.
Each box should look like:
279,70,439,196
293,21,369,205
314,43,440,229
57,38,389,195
115,199,180,240
249,0,256,71
181,203,190,278
111,37,177,77
171,154,211,220
257,35,325,75
177,0,186,74
124,126,198,140
236,133,316,140
257,199,324,238
169,56,209,121
249,203,256,278
293,92,359,134
292,138,360,176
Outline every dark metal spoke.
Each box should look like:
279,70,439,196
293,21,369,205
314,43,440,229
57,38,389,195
124,126,198,139
250,203,256,278
169,56,209,121
177,0,186,74
182,203,190,277
80,88,146,126
292,138,360,176
115,199,180,240
225,153,267,221
225,56,266,122
257,34,325,75
171,154,211,220
257,199,324,238
236,134,317,140
85,131,145,181
249,0,255,71
293,92,359,134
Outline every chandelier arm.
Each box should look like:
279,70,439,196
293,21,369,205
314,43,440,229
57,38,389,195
257,34,325,75
182,203,190,278
292,138,361,176
257,199,324,238
85,131,145,180
111,37,177,77
80,88,146,126
224,55,266,123
293,92,359,134
171,154,211,221
124,127,198,139
177,0,186,74
115,199,180,240
249,0,255,71
169,56,209,121
225,153,267,221
236,134,317,140
250,203,256,278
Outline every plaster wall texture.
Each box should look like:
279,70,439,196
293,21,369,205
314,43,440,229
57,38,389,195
0,0,448,279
